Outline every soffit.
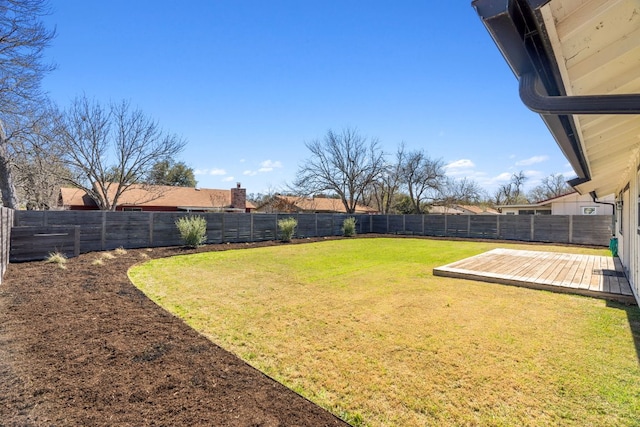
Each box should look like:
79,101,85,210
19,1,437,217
541,0,640,196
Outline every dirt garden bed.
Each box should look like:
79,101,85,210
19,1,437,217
0,238,350,426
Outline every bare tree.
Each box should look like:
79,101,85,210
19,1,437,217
56,95,186,210
494,171,528,205
12,107,70,209
528,173,571,202
437,177,484,207
293,128,385,213
368,143,405,214
0,0,56,207
399,149,446,214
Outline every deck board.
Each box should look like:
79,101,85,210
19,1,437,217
433,248,636,305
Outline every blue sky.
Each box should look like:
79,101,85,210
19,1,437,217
41,1,575,196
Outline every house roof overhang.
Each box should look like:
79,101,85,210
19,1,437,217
473,0,640,198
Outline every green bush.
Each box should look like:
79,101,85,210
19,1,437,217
342,217,357,237
175,215,207,248
278,217,297,242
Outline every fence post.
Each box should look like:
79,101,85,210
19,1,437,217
74,225,80,258
530,215,535,241
569,215,573,244
101,211,107,250
250,213,254,242
149,212,154,246
467,215,471,237
496,215,500,239
331,214,334,236
422,214,425,236
221,213,225,243
444,214,448,237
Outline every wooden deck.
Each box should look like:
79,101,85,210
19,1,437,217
433,248,637,305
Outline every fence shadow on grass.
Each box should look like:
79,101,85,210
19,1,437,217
606,299,640,363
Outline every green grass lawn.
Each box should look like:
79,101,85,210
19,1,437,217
129,238,640,426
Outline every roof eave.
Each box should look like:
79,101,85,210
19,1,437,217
472,0,591,186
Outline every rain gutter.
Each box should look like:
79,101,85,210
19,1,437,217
472,0,591,188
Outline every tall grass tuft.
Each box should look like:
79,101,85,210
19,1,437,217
278,217,297,242
45,251,67,269
175,216,207,248
342,217,357,237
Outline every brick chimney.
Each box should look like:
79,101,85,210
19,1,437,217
230,182,247,211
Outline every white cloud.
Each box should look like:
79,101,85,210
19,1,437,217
243,160,284,174
444,159,475,177
493,172,513,182
222,176,234,182
194,168,227,176
515,155,549,166
445,159,475,170
260,160,282,170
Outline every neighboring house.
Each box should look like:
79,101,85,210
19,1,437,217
429,205,499,215
59,182,255,212
456,205,500,215
498,192,614,216
473,0,640,302
255,195,377,214
428,206,466,215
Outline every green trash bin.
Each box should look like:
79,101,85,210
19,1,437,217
609,237,618,257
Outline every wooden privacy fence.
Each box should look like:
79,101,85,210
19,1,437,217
11,211,613,262
11,211,371,262
370,214,612,246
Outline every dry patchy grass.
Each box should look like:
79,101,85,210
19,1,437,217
129,238,640,426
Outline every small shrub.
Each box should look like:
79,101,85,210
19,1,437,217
342,217,357,237
101,252,115,260
278,217,297,243
92,258,104,266
114,246,127,255
45,251,67,269
176,215,207,248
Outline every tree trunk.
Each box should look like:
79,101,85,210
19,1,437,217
0,135,18,209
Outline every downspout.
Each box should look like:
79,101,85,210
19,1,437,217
520,72,640,115
590,191,616,237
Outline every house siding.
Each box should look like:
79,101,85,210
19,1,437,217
551,193,614,215
614,161,640,302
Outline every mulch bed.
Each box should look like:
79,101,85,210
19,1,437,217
0,238,350,427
